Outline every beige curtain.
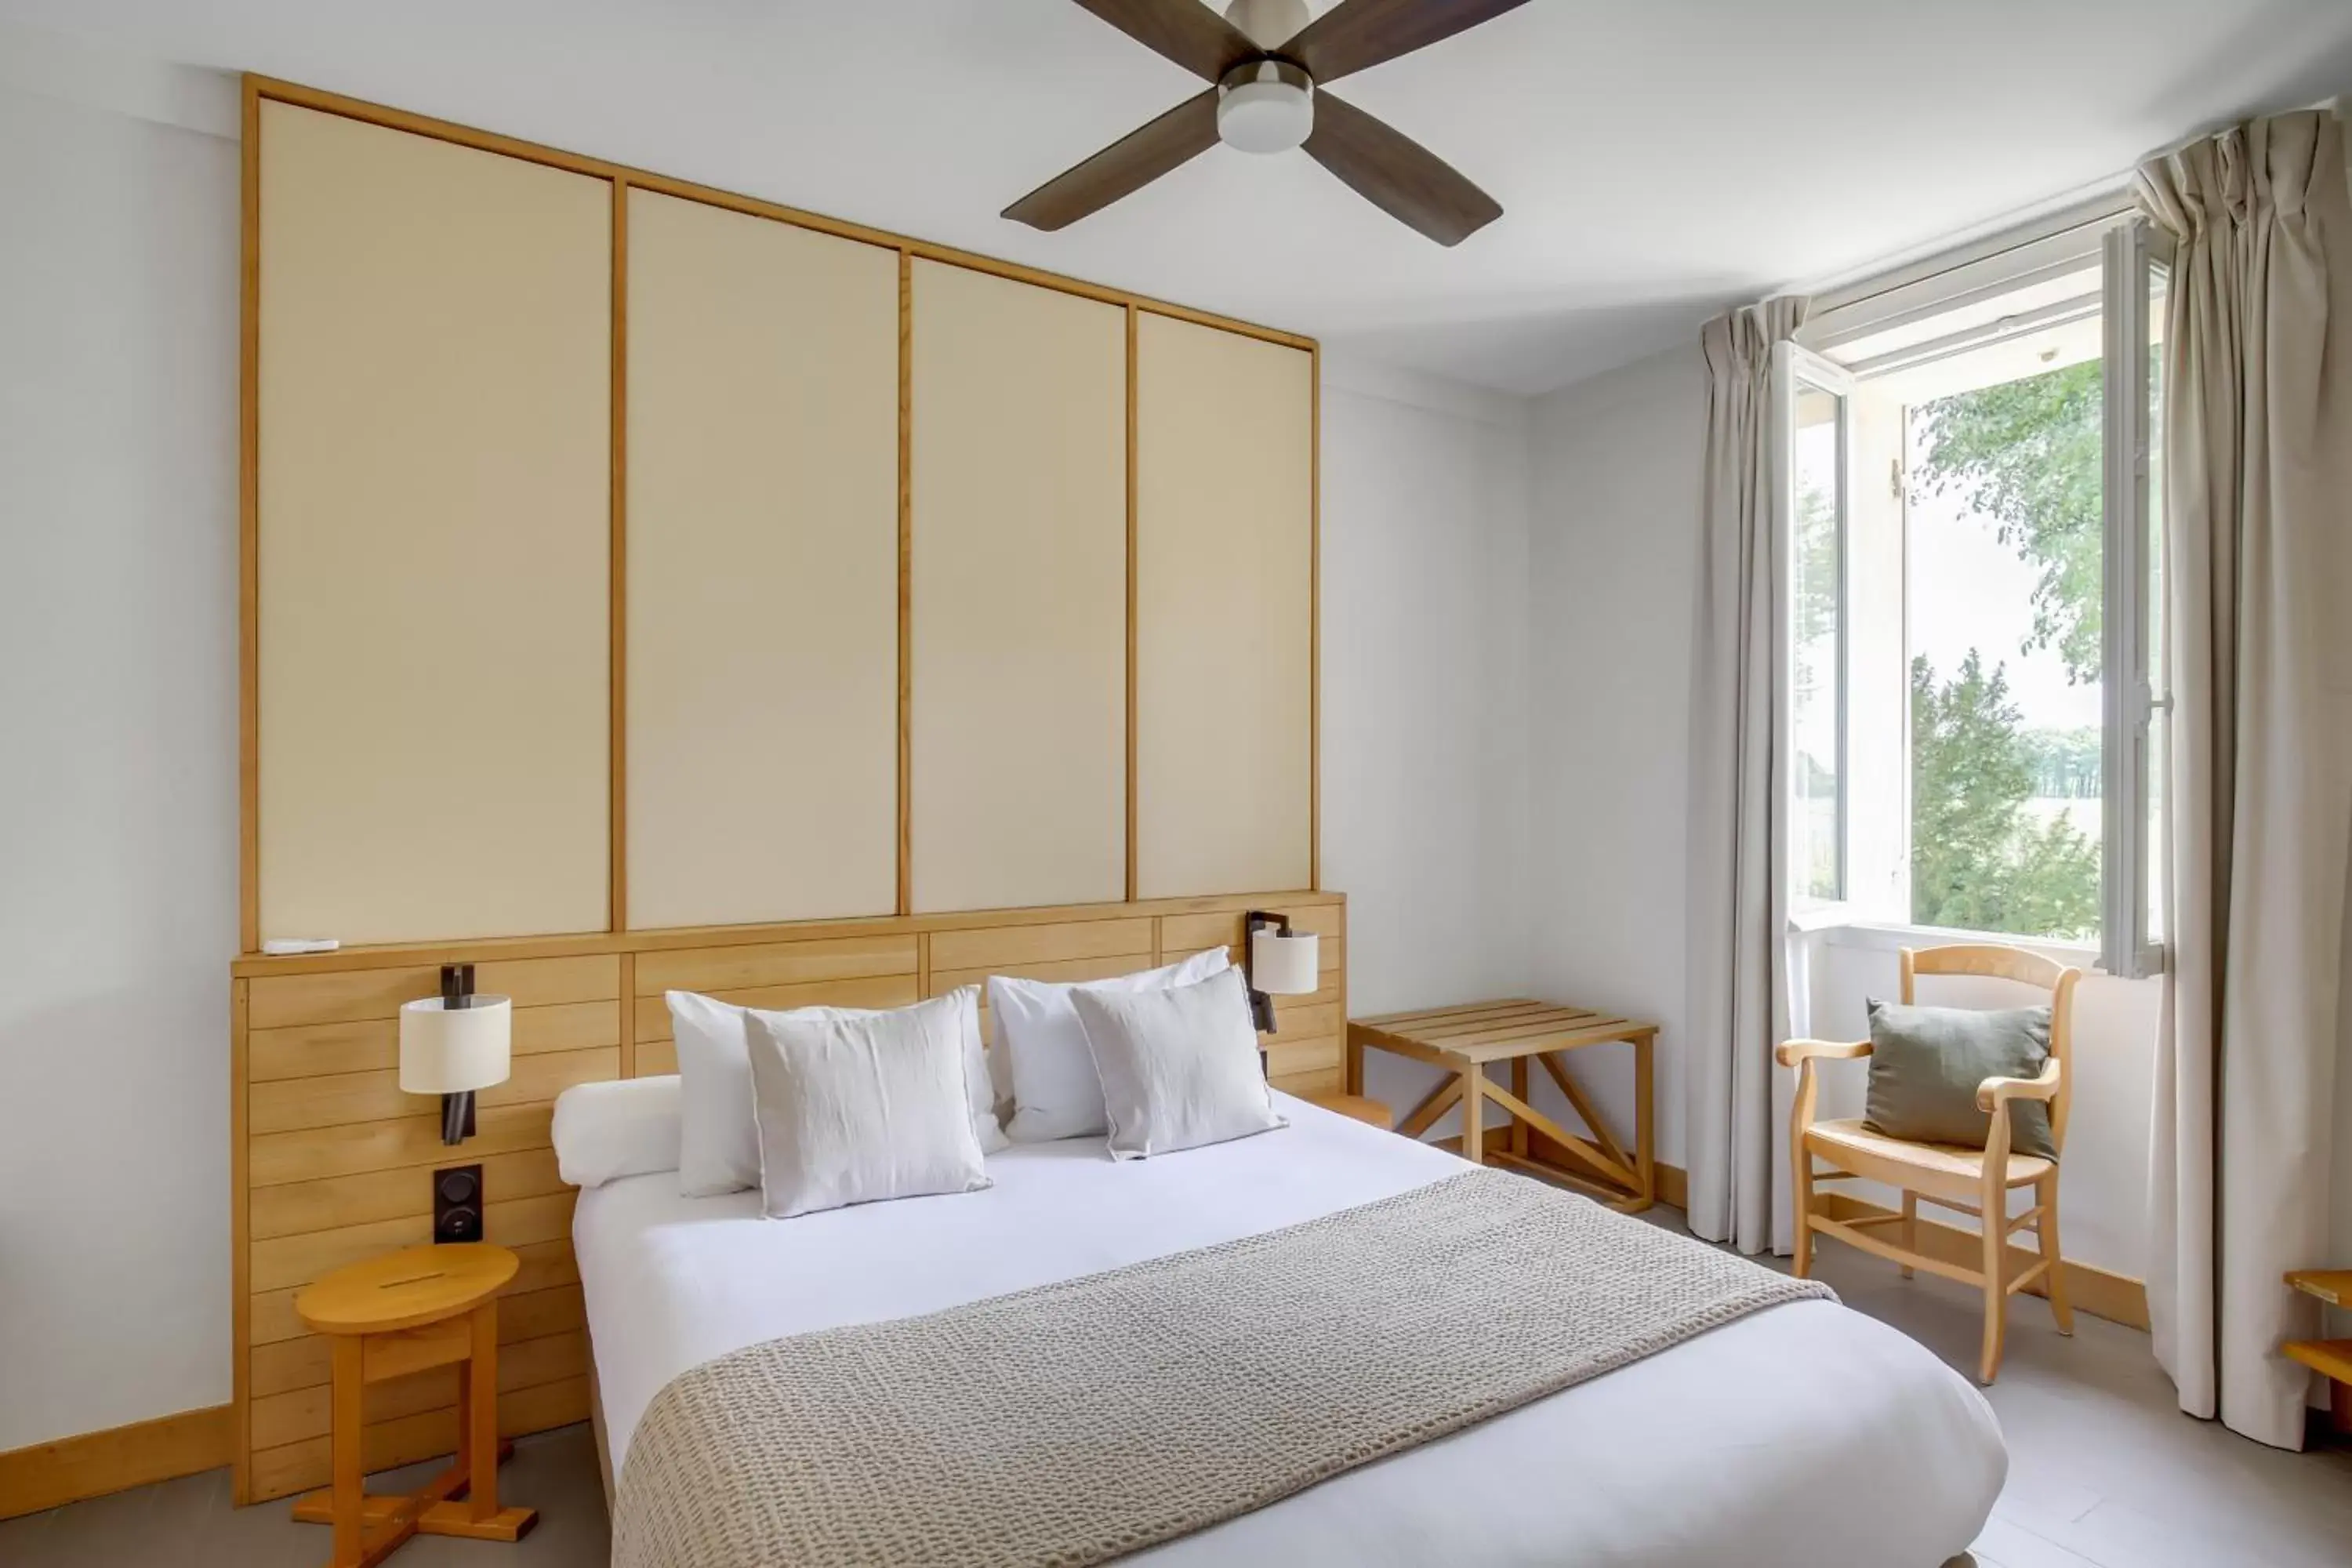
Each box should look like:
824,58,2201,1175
1686,297,1807,1253
2138,111,2352,1450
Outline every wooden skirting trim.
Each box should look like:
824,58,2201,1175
0,1405,232,1521
1461,1148,2144,1333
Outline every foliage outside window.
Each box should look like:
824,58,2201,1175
1788,226,2163,960
1907,359,2105,940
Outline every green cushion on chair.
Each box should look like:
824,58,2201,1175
1863,999,2056,1161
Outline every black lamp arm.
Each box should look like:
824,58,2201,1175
437,963,478,1144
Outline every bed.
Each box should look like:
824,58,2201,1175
573,1091,2002,1565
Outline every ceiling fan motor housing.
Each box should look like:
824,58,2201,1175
1217,58,1314,154
1004,0,1518,245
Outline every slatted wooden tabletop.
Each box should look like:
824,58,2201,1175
1351,1000,1657,1065
1348,999,1657,1211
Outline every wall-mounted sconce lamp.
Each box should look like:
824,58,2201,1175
400,963,512,1145
1243,910,1319,1035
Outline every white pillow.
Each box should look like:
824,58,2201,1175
550,1075,681,1189
746,993,992,1218
1072,966,1287,1160
991,946,1232,1143
671,985,1000,1198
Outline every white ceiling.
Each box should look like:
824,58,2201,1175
9,0,2351,394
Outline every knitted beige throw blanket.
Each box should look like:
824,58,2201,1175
612,1167,1833,1567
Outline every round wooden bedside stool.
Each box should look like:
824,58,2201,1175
292,1242,537,1566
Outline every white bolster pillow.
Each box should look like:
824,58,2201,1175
553,1075,683,1189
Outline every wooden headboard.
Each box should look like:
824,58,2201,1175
230,78,1329,1506
230,894,1344,1503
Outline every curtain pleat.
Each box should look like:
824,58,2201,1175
1686,296,1806,1254
2137,110,2352,1450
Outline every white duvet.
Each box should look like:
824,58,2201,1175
574,1094,2003,1566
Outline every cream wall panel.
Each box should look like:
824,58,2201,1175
1134,315,1314,897
256,102,610,945
624,189,899,927
909,260,1126,912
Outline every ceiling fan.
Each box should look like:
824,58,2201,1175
1004,0,1530,246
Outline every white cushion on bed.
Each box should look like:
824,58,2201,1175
673,985,1001,1198
991,947,1232,1143
1073,967,1287,1160
551,1074,681,1189
746,993,992,1219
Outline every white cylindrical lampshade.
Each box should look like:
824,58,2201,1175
399,995,514,1094
1250,928,1319,996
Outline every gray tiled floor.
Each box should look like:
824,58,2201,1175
4,1210,2347,1567
1717,1218,2352,1568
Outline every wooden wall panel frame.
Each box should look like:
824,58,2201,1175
622,187,900,927
1309,347,1322,891
898,246,915,916
1132,314,1317,898
907,258,1127,913
1126,303,1141,902
238,73,1322,955
238,84,262,954
608,176,630,933
252,99,614,946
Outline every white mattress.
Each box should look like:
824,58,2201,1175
575,1094,2004,1566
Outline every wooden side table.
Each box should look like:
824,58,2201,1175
292,1242,537,1566
1348,1000,1657,1211
2284,1269,2352,1434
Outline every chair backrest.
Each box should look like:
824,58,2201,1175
1899,943,2082,1153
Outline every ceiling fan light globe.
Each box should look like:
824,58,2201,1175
1216,61,1313,154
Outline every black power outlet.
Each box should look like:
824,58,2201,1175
434,1163,485,1244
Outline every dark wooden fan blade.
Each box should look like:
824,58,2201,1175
1284,0,1534,84
1068,0,1261,81
1004,89,1222,230
1303,89,1500,245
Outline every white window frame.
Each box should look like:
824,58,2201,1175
2100,218,2172,980
1774,340,1856,911
1784,203,2168,975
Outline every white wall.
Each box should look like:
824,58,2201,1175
0,48,241,1450
1317,356,1537,1118
0,36,1546,1450
1523,347,1709,1169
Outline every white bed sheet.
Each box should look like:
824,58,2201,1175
575,1093,2004,1567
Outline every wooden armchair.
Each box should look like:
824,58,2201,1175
1777,942,2082,1384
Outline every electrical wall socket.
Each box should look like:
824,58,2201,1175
434,1162,484,1244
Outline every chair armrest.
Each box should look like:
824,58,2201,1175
1976,1058,2063,1114
1775,1038,1872,1068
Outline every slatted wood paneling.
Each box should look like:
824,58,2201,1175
630,935,921,1076
1163,903,1347,1093
230,892,1342,1501
924,918,1160,1060
240,956,615,1501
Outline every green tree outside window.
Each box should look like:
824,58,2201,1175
1907,360,2104,938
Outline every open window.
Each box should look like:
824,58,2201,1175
1773,343,1853,909
1784,212,2168,976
